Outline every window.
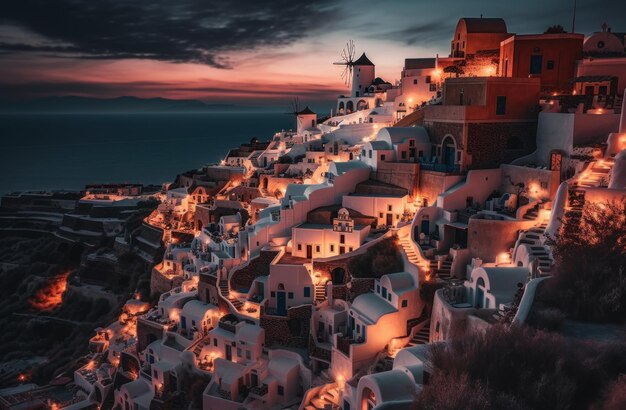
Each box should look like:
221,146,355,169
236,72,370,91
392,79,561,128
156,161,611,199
214,338,218,346
413,79,418,85
382,287,387,298
401,151,407,159
237,348,242,357
402,299,408,308
376,285,380,293
340,234,345,244
496,96,506,115
362,149,366,156
388,205,392,212
330,244,335,252
425,75,431,84
380,154,386,161
304,287,311,297
288,292,294,299
356,324,361,333
368,150,372,158
271,291,276,297
387,294,391,301
597,40,605,49
379,212,383,218
278,385,284,396
530,55,543,74
546,60,554,70
409,139,415,146
246,350,251,360
316,245,320,253
349,247,353,252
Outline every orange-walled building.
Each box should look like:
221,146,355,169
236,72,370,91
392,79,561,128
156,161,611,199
499,33,584,93
451,17,511,58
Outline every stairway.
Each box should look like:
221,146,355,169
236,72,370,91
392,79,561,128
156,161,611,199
314,283,326,304
399,237,421,266
305,385,340,410
429,258,452,280
219,279,244,311
405,320,431,348
523,204,539,220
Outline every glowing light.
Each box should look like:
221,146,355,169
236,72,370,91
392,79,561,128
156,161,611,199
408,98,413,104
482,65,496,76
336,374,345,390
573,90,577,95
29,272,69,311
18,374,27,382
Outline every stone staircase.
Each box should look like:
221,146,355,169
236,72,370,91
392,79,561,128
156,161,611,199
304,384,340,410
399,237,421,266
314,283,326,304
219,279,244,310
429,258,452,280
405,320,431,348
523,204,539,220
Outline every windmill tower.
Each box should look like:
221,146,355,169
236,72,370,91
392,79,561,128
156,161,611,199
333,41,376,98
287,97,317,135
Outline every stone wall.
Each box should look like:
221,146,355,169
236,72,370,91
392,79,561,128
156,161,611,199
150,268,184,297
371,162,420,197
424,121,464,147
136,318,164,353
419,170,465,207
467,121,537,169
261,305,312,348
230,250,279,291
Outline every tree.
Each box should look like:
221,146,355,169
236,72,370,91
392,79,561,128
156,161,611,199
545,24,567,34
443,65,464,78
546,198,626,322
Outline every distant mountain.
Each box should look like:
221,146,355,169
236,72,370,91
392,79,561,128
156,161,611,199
0,96,276,113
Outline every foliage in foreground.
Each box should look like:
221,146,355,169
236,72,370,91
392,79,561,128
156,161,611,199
546,198,626,323
417,325,626,410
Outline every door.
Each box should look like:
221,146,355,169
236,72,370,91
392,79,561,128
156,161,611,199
306,245,313,259
420,219,430,236
386,213,393,226
339,246,345,255
225,344,232,361
251,372,258,387
277,291,286,315
180,316,187,330
530,55,542,74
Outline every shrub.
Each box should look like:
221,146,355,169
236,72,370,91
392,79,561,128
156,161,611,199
546,199,626,323
417,325,626,410
348,237,403,279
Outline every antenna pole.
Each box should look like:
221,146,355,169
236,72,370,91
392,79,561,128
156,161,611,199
572,0,576,33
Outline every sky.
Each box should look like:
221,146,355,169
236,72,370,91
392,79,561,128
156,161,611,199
1,0,625,108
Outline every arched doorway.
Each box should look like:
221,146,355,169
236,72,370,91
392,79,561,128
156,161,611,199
361,387,377,410
338,101,345,115
441,135,457,166
277,283,286,315
475,277,486,308
357,100,368,110
346,100,354,113
331,267,346,285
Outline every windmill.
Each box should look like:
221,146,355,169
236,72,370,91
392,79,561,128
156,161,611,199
285,96,316,134
333,40,356,88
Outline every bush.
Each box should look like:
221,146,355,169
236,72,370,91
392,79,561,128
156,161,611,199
532,307,566,331
416,325,626,410
546,199,626,323
348,237,403,278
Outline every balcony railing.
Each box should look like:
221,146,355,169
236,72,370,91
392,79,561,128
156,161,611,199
250,384,268,397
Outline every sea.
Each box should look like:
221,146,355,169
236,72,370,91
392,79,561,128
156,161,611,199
0,112,292,194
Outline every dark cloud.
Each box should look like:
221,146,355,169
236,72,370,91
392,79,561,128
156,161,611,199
0,0,341,68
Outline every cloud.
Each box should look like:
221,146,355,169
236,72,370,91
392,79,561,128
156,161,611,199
0,0,342,68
